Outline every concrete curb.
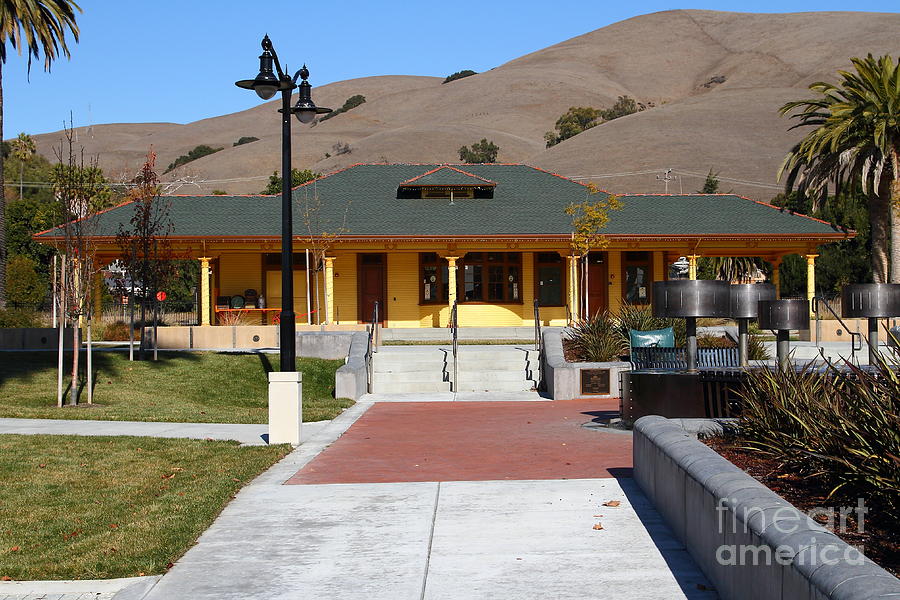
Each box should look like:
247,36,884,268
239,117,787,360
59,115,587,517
540,329,629,399
633,416,900,600
335,330,369,400
0,575,161,597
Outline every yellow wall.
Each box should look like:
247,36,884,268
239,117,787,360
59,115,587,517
607,250,623,313
333,251,358,325
386,253,421,328
266,271,310,322
219,254,260,298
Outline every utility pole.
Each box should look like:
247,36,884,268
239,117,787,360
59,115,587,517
656,168,677,193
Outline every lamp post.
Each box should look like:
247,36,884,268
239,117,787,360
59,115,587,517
236,35,331,372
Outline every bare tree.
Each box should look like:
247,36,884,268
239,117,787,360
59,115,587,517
115,151,174,360
52,123,105,406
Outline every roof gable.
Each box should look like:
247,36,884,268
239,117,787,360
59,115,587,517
399,165,497,188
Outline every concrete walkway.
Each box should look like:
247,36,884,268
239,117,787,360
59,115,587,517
0,418,329,446
135,399,717,599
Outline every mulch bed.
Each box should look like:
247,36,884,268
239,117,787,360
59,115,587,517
705,438,899,577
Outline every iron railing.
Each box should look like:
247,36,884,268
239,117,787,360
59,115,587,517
812,296,863,362
450,300,459,392
366,301,379,393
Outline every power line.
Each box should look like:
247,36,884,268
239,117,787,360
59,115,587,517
568,168,785,191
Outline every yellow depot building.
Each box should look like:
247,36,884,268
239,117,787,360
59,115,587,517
37,163,851,329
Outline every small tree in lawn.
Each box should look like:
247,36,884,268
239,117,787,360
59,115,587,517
116,151,174,360
52,124,106,406
297,180,350,325
565,183,621,319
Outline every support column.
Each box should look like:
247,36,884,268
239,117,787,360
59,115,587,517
806,254,818,316
324,256,335,325
688,254,700,280
446,257,459,311
771,257,783,299
567,255,579,322
199,257,211,326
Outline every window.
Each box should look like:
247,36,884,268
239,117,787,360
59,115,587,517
420,253,449,304
535,252,564,306
459,252,521,303
622,251,652,304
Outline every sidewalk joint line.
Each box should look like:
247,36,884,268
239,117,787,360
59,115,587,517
419,481,441,600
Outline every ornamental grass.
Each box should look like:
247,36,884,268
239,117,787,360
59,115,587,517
737,357,900,522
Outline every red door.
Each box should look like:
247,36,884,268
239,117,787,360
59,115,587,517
358,254,386,323
587,252,608,317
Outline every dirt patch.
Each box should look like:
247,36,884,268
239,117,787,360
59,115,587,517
705,438,899,578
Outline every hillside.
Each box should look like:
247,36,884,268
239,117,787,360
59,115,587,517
28,9,900,199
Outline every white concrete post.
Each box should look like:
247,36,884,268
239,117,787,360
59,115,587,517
268,371,302,445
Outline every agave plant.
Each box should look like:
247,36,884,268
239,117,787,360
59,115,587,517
614,303,686,347
565,311,627,362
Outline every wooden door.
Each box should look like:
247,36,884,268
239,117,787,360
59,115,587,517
587,252,608,317
358,254,386,323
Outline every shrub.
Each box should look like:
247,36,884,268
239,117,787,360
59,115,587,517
6,255,46,306
443,70,477,84
320,94,366,121
165,145,223,173
544,97,642,147
565,311,627,362
233,136,259,146
0,308,39,328
738,359,900,522
458,138,499,163
101,320,132,341
333,141,351,156
211,190,227,195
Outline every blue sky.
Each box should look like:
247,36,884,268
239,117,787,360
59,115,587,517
3,1,897,137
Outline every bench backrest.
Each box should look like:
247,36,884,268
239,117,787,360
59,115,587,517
630,346,740,371
629,327,675,349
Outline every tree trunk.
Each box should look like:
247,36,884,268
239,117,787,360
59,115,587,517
69,321,79,406
86,318,93,404
0,62,6,308
890,148,900,284
870,176,891,284
18,161,23,201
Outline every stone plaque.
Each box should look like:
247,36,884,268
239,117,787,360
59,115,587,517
581,368,611,395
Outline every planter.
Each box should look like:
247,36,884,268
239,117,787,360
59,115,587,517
634,416,900,600
540,329,629,400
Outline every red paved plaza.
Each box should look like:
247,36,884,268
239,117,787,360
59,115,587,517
287,399,631,485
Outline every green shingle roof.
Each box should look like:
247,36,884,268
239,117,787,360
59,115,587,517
36,164,848,240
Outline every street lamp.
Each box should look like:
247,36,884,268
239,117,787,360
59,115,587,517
236,35,331,372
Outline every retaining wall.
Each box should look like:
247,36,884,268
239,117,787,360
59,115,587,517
0,328,75,350
633,416,900,599
334,331,369,401
540,329,629,399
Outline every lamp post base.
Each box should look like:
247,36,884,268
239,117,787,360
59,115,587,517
268,371,302,445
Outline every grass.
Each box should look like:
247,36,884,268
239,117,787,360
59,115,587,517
0,434,290,580
0,352,352,424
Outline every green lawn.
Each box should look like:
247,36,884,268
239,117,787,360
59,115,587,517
0,352,352,423
0,434,290,580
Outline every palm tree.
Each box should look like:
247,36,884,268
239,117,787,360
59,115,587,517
0,0,80,307
778,54,900,283
10,131,34,199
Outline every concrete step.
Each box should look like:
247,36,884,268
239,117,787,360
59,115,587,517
454,380,537,392
373,371,446,385
449,369,534,383
374,380,452,394
373,361,448,374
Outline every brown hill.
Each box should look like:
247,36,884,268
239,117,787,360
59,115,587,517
29,9,900,199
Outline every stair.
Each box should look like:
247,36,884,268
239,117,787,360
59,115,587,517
371,345,539,394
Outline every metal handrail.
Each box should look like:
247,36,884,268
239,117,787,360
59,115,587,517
451,300,459,392
812,296,862,362
366,301,379,393
533,298,541,353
